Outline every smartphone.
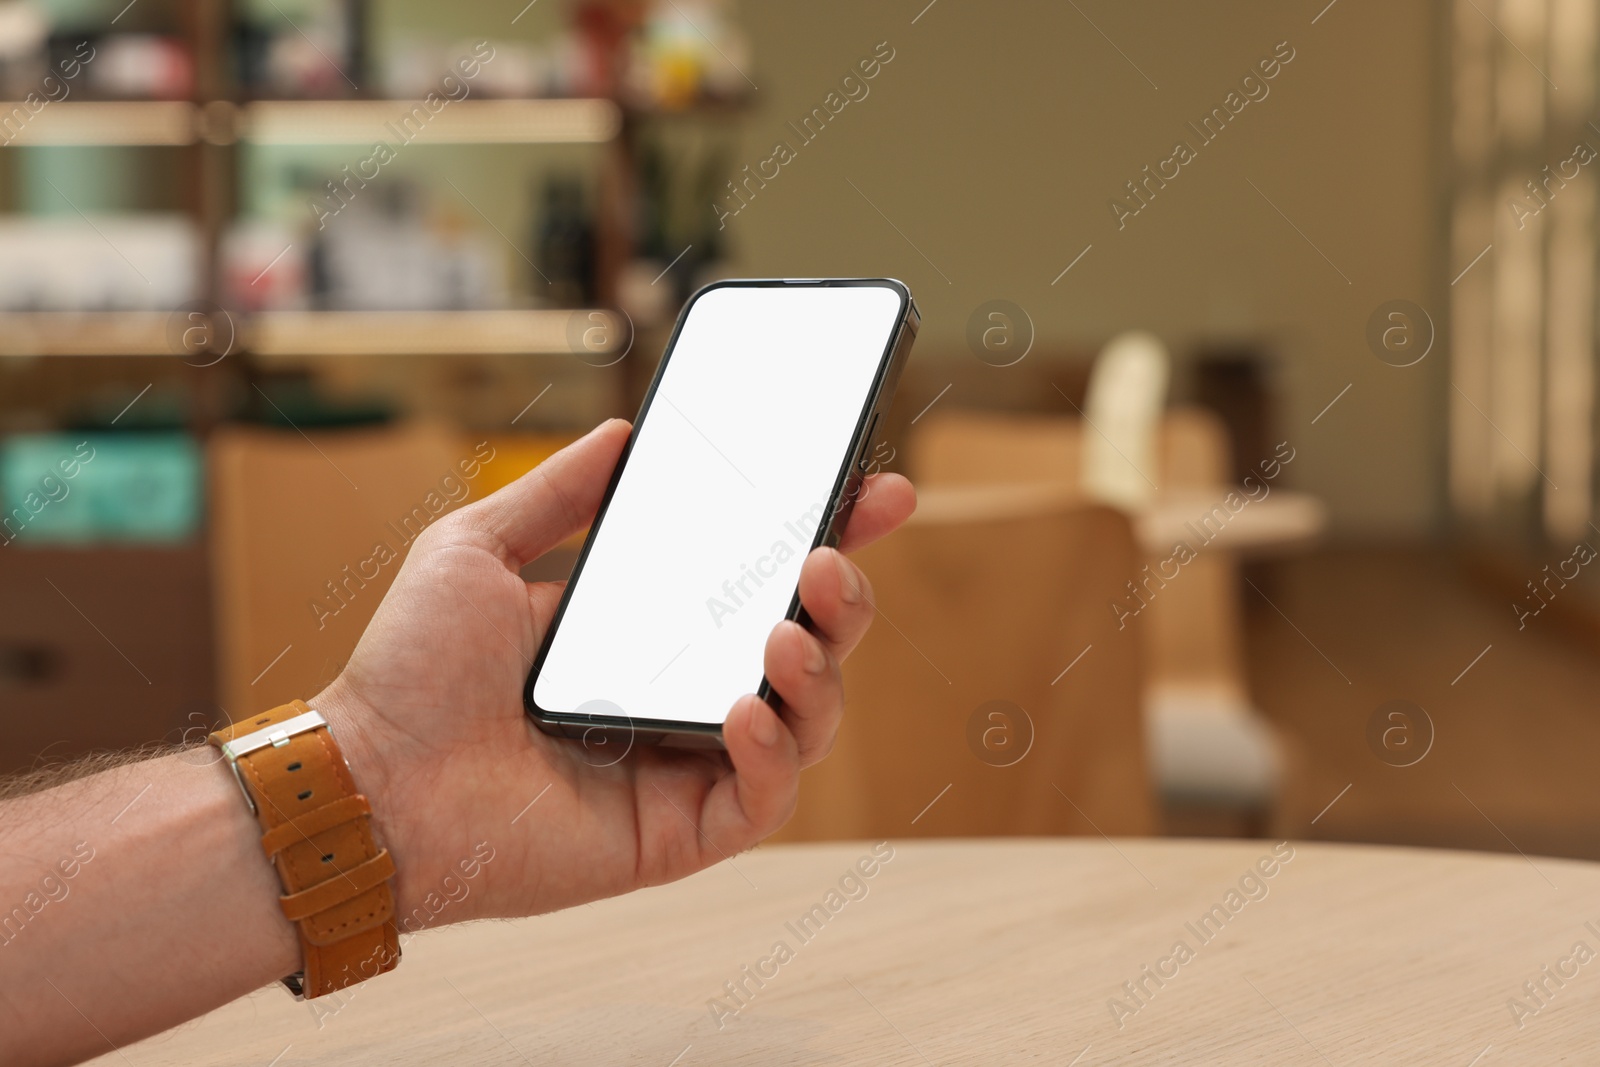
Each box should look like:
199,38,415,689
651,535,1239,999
524,278,918,746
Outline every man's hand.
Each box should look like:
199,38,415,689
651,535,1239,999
0,418,912,1066
317,419,916,925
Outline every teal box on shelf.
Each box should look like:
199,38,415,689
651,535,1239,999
0,434,202,546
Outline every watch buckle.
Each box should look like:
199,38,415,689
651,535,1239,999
215,709,329,817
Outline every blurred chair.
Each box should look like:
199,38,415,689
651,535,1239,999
1080,330,1170,510
209,421,462,719
773,483,1156,841
911,404,1303,836
1143,411,1302,836
913,410,1082,489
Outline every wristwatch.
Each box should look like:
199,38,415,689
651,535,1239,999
209,700,400,998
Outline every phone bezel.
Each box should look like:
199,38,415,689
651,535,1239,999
522,277,917,745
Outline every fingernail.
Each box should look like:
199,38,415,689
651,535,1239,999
750,704,780,747
834,550,862,604
801,629,827,675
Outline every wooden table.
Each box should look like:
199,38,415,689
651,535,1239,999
99,840,1600,1064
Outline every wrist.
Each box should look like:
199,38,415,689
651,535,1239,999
309,680,440,933
207,696,403,999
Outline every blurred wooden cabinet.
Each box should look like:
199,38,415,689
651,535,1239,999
0,546,213,776
208,422,462,717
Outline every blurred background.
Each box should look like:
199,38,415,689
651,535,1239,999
1,0,1596,862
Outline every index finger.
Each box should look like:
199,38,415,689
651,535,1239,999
835,473,917,554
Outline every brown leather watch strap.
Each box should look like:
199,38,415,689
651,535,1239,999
279,851,396,924
260,795,372,857
210,700,400,999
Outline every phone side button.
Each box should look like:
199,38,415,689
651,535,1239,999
855,412,881,472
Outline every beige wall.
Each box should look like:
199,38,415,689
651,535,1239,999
723,1,1443,536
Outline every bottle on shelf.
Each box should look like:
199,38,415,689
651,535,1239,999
234,0,367,99
533,174,597,309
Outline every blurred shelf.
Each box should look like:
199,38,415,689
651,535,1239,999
0,309,630,358
239,98,622,145
0,312,174,355
0,101,198,146
0,98,627,147
625,99,753,119
245,309,624,357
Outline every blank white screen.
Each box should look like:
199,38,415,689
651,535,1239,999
533,283,904,727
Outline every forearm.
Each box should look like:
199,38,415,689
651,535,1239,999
0,749,298,1067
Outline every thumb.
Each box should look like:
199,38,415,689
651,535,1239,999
456,418,631,568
